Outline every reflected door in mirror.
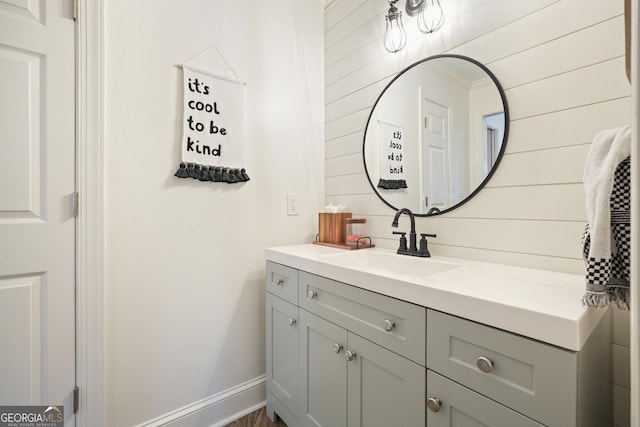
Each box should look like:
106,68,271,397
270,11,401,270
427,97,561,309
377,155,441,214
422,99,450,213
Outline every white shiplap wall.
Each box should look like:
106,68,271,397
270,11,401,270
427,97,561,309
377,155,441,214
324,0,630,425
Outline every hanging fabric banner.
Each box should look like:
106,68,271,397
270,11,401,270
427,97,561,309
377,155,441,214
174,65,249,183
377,121,407,189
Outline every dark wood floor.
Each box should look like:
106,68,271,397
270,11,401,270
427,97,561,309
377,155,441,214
223,407,287,427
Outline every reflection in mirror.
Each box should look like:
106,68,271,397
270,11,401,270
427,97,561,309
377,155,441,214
363,54,509,216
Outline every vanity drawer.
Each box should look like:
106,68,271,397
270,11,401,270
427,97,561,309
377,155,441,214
266,261,298,305
299,271,426,365
427,309,577,427
426,370,544,427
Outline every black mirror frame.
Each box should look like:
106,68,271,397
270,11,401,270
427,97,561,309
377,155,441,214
363,54,510,217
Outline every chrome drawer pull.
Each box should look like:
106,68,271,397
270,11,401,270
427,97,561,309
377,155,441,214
288,318,296,327
427,397,441,413
476,356,494,373
382,319,395,332
275,278,284,287
345,350,356,362
332,343,343,354
307,290,317,300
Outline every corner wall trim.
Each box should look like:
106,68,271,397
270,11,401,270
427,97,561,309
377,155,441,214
76,0,107,426
630,1,640,426
138,376,266,427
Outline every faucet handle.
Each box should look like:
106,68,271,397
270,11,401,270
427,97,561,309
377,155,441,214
419,233,436,257
392,231,408,251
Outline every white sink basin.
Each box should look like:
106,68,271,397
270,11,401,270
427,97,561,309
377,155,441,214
321,250,459,278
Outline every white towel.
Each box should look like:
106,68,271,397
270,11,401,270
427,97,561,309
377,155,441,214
583,126,630,258
582,125,631,308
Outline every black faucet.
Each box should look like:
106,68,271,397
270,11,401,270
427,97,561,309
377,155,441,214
392,208,418,252
391,208,436,257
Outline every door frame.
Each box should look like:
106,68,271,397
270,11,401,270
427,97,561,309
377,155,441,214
76,1,106,425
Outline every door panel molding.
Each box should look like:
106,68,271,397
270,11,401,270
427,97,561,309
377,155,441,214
0,274,43,403
0,0,45,24
0,45,43,219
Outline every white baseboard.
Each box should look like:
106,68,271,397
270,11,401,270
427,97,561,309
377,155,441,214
138,376,266,427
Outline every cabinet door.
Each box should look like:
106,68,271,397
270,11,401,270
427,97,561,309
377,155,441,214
426,370,544,427
299,310,348,427
347,333,425,427
266,293,299,415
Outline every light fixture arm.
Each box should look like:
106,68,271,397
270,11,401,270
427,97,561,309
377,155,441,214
405,0,424,17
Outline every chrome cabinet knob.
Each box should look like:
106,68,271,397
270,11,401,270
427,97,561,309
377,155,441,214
275,278,284,287
476,356,494,373
307,290,317,300
382,319,395,332
345,350,356,362
288,318,296,327
332,343,343,354
427,397,441,413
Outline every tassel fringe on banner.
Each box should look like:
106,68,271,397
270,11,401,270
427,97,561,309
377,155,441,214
174,162,250,184
377,178,407,189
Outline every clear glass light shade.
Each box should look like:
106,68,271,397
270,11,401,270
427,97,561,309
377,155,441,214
384,7,407,53
417,0,444,34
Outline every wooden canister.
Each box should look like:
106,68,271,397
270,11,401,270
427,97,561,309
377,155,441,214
318,212,352,244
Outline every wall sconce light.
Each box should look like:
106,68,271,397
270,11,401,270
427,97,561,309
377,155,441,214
384,0,407,53
384,0,445,53
417,0,444,34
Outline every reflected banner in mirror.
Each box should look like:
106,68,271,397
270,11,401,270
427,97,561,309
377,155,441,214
363,54,509,216
378,121,408,189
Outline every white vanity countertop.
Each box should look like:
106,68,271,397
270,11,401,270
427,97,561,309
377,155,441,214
265,244,607,351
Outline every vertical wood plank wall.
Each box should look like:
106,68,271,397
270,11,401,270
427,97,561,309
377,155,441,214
323,0,630,425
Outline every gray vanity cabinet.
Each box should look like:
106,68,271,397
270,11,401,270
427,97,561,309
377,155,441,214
266,293,299,419
298,306,425,427
266,262,426,427
427,309,574,426
297,270,426,427
426,309,612,427
265,260,612,427
266,262,301,426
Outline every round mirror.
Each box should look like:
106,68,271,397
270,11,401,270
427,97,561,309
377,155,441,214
363,54,509,216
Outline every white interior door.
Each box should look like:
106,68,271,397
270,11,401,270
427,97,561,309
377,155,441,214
0,0,76,419
422,99,450,212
